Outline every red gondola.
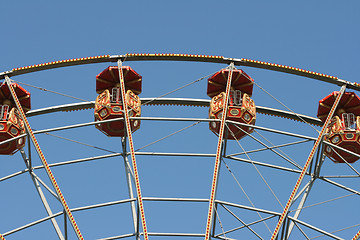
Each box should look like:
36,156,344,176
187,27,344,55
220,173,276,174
95,66,142,137
207,68,256,140
317,91,360,163
0,82,30,154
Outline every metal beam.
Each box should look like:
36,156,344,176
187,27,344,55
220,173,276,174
1,54,357,91
23,98,323,126
4,198,136,237
117,60,148,239
270,85,347,240
320,177,360,195
286,178,315,239
232,124,302,169
4,76,84,240
352,229,360,240
205,63,235,240
215,215,276,238
20,149,64,240
121,137,140,240
0,114,318,150
226,139,311,158
220,204,263,239
3,196,344,239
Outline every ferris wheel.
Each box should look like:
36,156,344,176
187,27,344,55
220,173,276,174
0,54,359,240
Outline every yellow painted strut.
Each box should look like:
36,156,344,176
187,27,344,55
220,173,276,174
353,230,360,240
204,63,234,240
4,76,84,240
117,60,149,240
270,85,346,240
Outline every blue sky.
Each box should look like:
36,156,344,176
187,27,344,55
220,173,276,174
0,1,359,240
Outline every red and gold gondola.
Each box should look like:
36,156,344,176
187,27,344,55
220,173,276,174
207,68,256,140
317,91,360,163
95,66,142,137
0,82,30,154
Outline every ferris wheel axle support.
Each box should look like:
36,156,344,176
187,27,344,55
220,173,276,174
270,84,347,240
204,63,235,240
117,60,149,240
4,76,84,240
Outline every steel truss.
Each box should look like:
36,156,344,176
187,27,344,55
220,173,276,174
0,55,359,240
0,100,358,239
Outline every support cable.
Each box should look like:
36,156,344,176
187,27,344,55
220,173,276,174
204,63,234,240
311,224,360,240
270,84,347,240
13,80,90,103
36,131,137,179
19,149,64,240
215,214,276,238
214,206,228,240
290,193,356,213
117,60,149,240
329,146,360,176
293,221,311,240
141,72,216,106
227,139,311,158
35,118,200,155
221,157,272,234
14,68,213,110
135,121,201,151
250,79,320,134
223,124,278,233
227,125,284,209
229,123,302,170
220,204,264,240
253,129,302,169
4,76,84,240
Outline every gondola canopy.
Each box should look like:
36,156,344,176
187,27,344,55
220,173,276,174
96,66,142,95
207,69,254,98
317,91,360,122
0,82,31,112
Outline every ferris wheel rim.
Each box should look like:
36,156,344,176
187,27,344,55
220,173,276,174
0,55,359,240
0,104,356,239
0,53,357,91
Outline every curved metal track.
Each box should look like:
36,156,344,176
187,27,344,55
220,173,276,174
25,99,323,126
1,53,358,90
0,54,359,240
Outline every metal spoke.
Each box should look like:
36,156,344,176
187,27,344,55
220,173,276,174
121,137,140,240
226,139,311,158
270,84,347,240
4,76,84,240
204,63,235,240
220,204,264,240
20,149,64,239
215,215,276,238
286,177,315,239
117,60,148,239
